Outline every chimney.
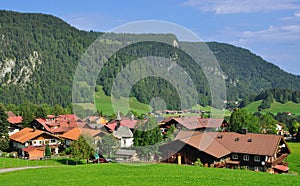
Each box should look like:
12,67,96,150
241,128,247,134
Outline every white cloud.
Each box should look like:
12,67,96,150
182,0,300,14
295,10,300,17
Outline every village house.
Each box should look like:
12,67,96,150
6,111,23,136
60,127,107,146
9,127,60,160
30,114,86,135
160,130,291,172
160,116,228,132
113,126,134,148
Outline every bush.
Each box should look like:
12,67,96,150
194,158,203,167
9,152,17,158
1,152,8,157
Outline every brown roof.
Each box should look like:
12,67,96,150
164,116,224,130
212,132,284,156
9,127,59,144
175,131,231,158
173,130,289,158
60,128,106,141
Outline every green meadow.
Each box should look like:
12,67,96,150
77,86,151,115
1,143,299,186
1,163,299,186
245,100,300,115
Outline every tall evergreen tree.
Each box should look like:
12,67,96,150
0,105,9,151
133,117,162,161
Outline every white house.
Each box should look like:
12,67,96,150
113,126,134,148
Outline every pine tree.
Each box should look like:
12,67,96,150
0,105,9,151
45,144,52,158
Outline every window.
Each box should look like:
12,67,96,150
243,155,249,161
232,154,238,160
50,139,56,143
254,156,260,162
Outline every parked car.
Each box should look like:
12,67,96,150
90,153,111,163
92,157,108,163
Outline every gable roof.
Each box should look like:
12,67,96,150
115,149,136,156
7,116,23,124
6,111,16,117
164,116,224,130
175,131,231,158
172,130,289,158
60,128,106,141
213,132,285,156
113,126,133,139
32,117,86,134
9,127,59,144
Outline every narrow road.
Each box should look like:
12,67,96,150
0,166,50,174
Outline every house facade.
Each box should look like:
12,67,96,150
160,130,291,172
113,126,134,148
9,127,60,159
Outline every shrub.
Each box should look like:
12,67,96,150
194,158,203,167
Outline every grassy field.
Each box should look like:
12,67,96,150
264,101,300,115
1,163,300,186
79,86,151,115
244,100,300,115
0,157,85,169
287,142,300,174
1,143,299,185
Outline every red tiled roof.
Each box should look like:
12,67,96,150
10,127,59,144
6,111,16,117
34,117,86,134
22,146,44,152
7,116,23,124
60,128,106,141
273,165,289,172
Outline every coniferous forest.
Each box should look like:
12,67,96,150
1,10,300,110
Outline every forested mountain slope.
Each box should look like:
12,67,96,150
1,10,299,109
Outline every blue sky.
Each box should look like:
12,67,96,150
1,0,300,75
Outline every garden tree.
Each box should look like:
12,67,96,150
0,105,9,151
133,117,162,161
275,112,300,135
35,104,51,118
259,113,277,134
53,104,65,116
19,101,37,127
229,109,260,133
97,134,119,158
163,124,176,142
45,144,51,158
70,135,94,163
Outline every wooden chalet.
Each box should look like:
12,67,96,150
160,130,291,172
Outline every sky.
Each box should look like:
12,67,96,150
1,0,300,75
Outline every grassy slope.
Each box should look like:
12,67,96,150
79,86,151,115
244,100,300,115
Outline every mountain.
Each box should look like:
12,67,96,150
1,10,300,110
